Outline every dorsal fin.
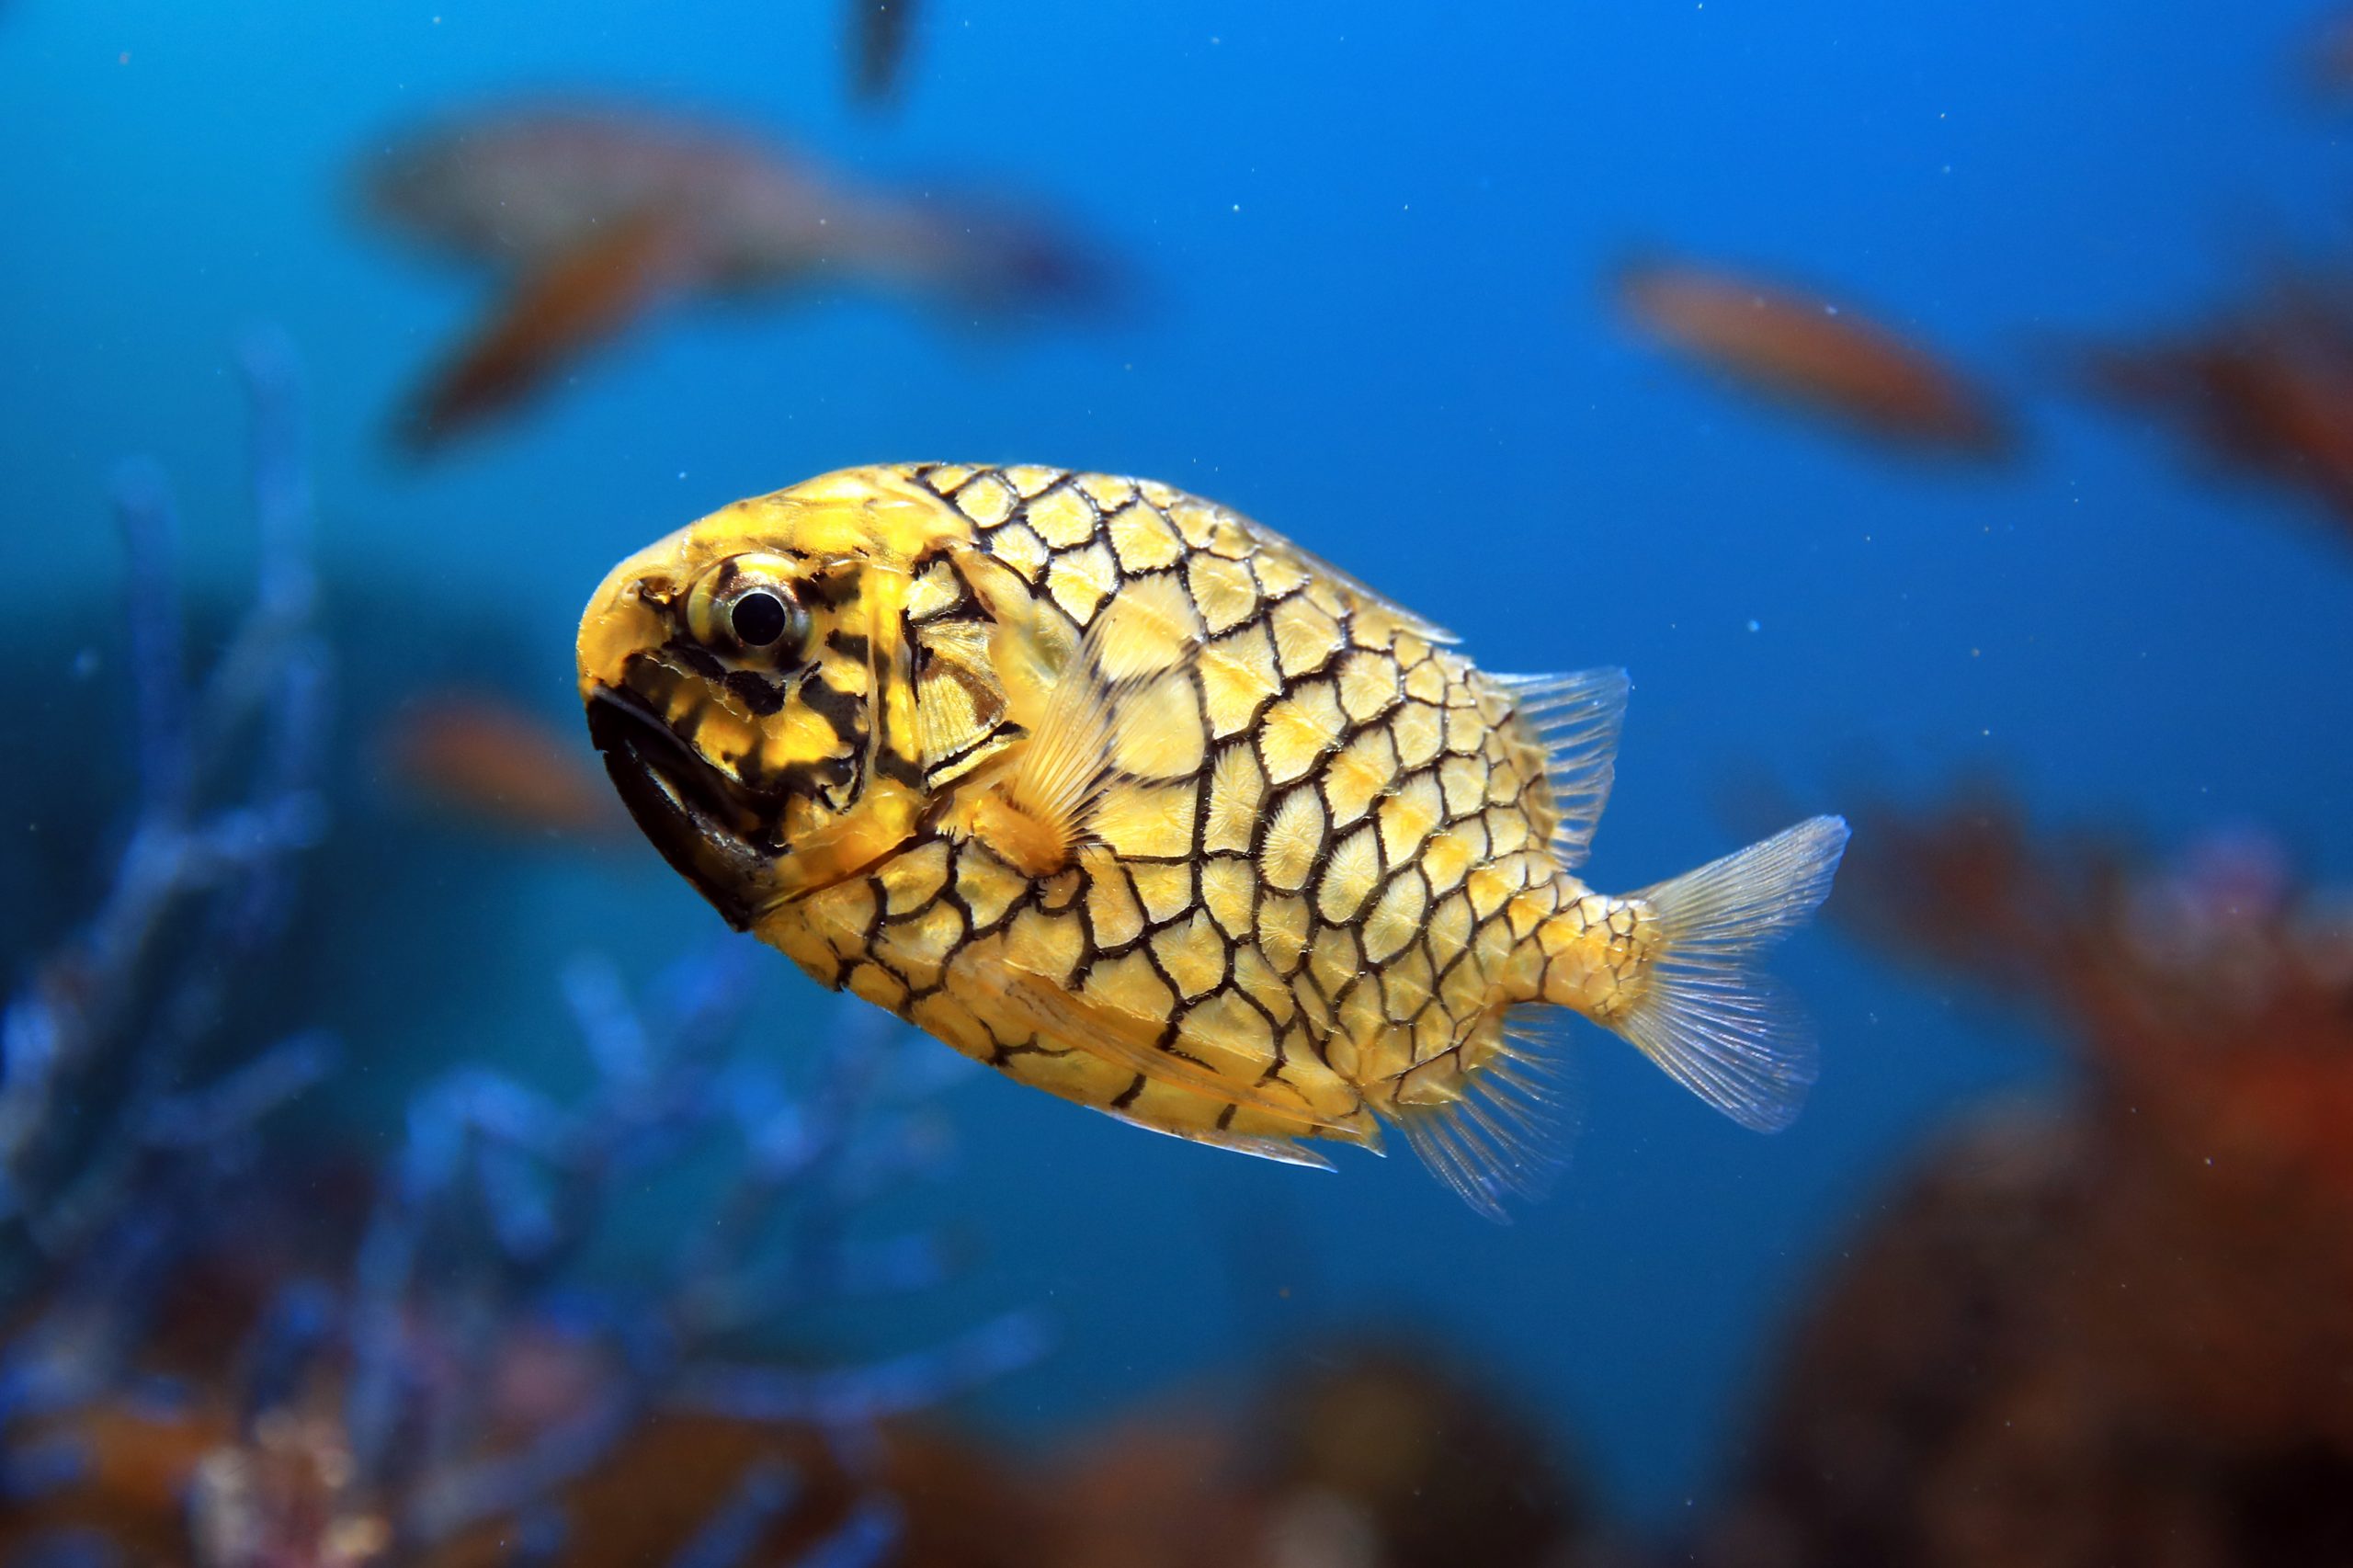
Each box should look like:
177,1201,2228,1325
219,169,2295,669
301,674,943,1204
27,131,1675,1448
1228,510,1461,644
1495,668,1631,869
1395,1011,1585,1222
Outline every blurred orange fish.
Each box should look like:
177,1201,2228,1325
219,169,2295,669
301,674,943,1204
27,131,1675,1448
2078,281,2353,540
363,103,1105,453
404,210,704,453
1616,257,2010,459
385,692,628,840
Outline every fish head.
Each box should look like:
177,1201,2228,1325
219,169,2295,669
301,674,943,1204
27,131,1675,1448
577,469,966,926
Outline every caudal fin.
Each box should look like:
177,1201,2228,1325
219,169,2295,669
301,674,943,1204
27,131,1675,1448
1611,815,1849,1132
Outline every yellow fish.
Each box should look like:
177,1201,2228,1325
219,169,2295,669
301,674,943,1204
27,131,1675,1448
578,465,1847,1217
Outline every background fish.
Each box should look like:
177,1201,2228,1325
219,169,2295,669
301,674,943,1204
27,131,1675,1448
1616,256,2011,460
383,689,631,840
362,104,1104,451
2075,275,2353,542
577,465,1848,1217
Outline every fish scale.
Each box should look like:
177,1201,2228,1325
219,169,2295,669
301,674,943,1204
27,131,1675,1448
579,464,1849,1217
824,467,1552,1135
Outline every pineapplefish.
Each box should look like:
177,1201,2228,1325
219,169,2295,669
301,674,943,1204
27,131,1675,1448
578,465,1848,1217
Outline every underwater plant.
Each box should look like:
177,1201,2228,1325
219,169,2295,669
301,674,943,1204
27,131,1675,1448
178,949,1045,1565
0,333,334,1514
1702,790,2353,1568
0,347,1041,1566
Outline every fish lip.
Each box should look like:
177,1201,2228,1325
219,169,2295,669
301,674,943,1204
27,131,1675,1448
584,683,770,930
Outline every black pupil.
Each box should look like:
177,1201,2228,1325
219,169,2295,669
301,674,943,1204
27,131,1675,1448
730,589,790,648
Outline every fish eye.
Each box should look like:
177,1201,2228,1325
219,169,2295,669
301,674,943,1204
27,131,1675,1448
728,588,792,649
684,553,808,658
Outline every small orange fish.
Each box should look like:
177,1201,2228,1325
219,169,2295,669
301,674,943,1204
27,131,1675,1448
386,692,629,840
1617,257,2009,459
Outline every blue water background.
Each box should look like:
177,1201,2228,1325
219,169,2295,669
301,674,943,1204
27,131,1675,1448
5,0,2349,1525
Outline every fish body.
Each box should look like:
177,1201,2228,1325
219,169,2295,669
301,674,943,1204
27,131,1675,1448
578,465,1847,1215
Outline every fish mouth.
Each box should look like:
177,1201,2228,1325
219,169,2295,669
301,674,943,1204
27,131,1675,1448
585,683,777,929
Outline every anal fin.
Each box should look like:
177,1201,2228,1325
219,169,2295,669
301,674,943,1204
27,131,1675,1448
1396,1010,1584,1223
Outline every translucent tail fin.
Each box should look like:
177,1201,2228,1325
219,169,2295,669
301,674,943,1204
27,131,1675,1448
1611,815,1850,1132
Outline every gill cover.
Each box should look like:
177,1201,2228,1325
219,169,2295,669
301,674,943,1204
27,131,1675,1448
576,472,966,922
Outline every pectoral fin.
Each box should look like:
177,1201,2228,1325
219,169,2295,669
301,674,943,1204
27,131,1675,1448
950,568,1207,876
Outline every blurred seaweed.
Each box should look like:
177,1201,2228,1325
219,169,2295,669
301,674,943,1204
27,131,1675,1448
0,332,333,1484
1700,790,2353,1568
168,951,1048,1565
0,344,1043,1567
